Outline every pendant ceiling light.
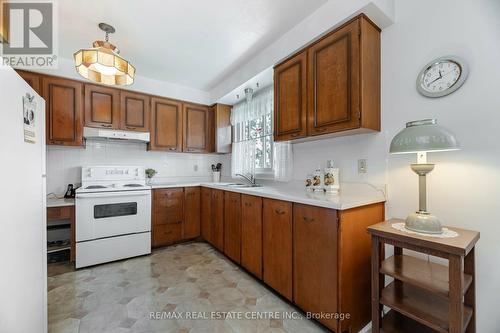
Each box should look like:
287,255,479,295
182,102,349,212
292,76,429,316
74,23,135,86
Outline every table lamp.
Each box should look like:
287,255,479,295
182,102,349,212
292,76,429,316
390,119,460,234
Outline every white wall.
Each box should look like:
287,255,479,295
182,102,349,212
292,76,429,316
46,142,230,195
383,1,500,331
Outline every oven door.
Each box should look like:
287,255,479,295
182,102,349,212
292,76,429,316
76,190,151,242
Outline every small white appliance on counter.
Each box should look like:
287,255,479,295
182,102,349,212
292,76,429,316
76,166,151,268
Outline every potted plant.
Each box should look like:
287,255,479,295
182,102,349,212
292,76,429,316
145,168,157,185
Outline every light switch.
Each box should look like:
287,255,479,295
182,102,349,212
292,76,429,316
358,159,367,174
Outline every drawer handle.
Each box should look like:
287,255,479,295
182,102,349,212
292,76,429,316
100,124,112,128
186,148,195,152
126,126,137,130
50,140,64,145
275,208,285,215
303,216,315,222
244,202,252,207
169,148,177,151
316,128,328,133
290,133,301,138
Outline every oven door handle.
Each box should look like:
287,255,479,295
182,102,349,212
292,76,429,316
76,191,151,199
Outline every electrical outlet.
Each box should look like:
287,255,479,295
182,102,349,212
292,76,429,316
193,164,198,172
358,159,367,174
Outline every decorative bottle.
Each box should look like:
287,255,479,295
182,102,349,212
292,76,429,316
324,160,340,193
312,166,322,191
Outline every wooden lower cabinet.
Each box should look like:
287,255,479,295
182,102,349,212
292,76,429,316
223,191,241,263
183,187,201,239
293,204,338,331
211,189,224,252
262,198,293,301
200,187,213,244
241,194,263,279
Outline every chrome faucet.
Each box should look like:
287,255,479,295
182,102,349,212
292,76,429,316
235,173,258,187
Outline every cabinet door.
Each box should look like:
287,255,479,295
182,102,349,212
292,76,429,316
42,76,83,146
150,97,183,152
307,19,360,135
214,103,232,153
274,50,307,141
263,198,293,300
201,187,213,243
184,187,201,239
153,188,184,247
183,103,209,153
154,188,184,225
84,84,120,129
120,91,150,132
16,70,41,94
224,191,241,263
293,204,338,331
241,195,263,279
211,189,224,252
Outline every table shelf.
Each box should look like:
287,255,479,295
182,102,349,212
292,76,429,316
381,310,438,333
380,254,472,297
381,280,472,333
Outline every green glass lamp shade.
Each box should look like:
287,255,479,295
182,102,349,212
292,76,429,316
390,119,460,154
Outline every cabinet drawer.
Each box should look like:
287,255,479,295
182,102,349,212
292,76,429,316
47,206,73,220
153,223,182,247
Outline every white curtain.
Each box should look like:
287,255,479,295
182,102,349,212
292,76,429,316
231,140,256,178
273,141,293,182
230,86,293,181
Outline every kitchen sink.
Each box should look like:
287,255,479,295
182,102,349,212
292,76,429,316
217,183,263,188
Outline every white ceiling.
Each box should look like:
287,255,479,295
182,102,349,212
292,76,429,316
57,0,327,91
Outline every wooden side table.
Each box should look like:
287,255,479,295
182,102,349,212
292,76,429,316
368,219,479,333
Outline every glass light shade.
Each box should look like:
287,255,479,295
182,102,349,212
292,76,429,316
74,41,135,86
390,119,460,154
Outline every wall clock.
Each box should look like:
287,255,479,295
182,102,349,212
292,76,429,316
416,56,469,98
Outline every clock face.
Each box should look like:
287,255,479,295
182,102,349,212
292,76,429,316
417,56,468,98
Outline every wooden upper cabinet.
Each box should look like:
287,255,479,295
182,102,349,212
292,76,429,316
183,103,209,153
16,70,41,94
150,97,183,152
213,103,232,153
274,14,380,141
84,84,120,129
293,204,339,331
211,189,224,252
224,191,241,264
274,50,307,141
262,198,293,300
201,187,213,244
183,187,201,239
120,91,150,132
241,194,263,279
42,76,84,146
307,18,361,135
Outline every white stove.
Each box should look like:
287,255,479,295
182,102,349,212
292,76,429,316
75,166,151,268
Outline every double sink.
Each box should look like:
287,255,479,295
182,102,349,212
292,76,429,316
215,183,263,189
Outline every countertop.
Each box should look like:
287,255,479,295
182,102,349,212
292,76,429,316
46,197,75,208
151,181,386,210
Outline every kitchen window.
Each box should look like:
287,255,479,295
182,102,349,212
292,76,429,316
231,87,275,179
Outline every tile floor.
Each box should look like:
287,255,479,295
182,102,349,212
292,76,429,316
48,242,329,333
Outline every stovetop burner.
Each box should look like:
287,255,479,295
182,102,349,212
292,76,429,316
123,184,143,187
85,185,107,189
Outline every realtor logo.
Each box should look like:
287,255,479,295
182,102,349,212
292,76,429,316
1,1,58,68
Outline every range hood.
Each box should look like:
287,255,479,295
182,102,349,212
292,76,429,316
83,127,150,143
